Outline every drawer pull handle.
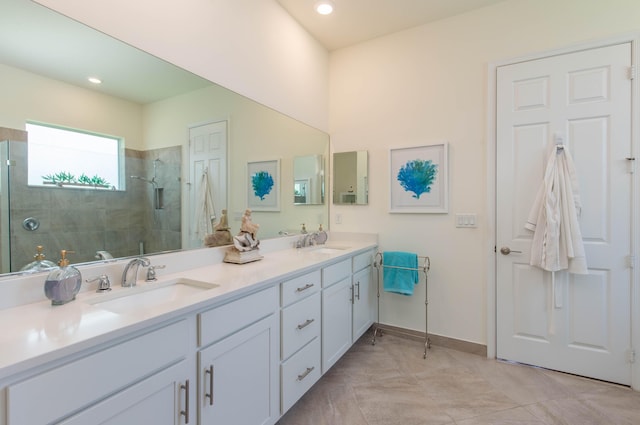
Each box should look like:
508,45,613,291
297,366,315,381
205,365,214,406
296,283,315,292
180,379,190,423
297,318,315,330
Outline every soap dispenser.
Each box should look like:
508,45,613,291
44,250,82,306
20,245,57,273
316,224,328,245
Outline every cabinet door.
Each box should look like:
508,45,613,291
352,265,373,342
321,277,352,373
199,314,279,425
60,360,191,425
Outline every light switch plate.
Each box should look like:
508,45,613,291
455,213,477,228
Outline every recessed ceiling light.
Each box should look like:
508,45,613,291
88,77,102,84
315,1,334,15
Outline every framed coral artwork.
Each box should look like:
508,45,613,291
389,143,448,213
247,159,280,211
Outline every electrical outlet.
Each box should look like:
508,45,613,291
335,213,342,224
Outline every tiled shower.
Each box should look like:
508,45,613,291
0,133,181,273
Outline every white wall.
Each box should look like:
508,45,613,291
0,63,143,148
34,0,330,132
330,0,640,345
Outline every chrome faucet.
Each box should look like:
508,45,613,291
296,232,318,248
121,257,150,287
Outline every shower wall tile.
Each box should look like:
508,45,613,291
7,144,183,271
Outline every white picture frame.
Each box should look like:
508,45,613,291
389,142,448,213
247,159,280,211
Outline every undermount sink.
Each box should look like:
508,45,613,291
86,278,219,315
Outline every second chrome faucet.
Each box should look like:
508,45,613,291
121,257,150,287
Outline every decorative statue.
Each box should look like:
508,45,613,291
225,209,263,263
239,208,260,237
214,209,230,231
204,209,232,247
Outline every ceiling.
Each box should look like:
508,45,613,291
276,0,508,51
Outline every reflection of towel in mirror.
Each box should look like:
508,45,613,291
525,146,587,274
194,170,216,241
383,251,419,295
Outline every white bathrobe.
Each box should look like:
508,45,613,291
194,170,216,241
525,146,588,274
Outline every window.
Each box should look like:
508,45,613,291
26,122,122,190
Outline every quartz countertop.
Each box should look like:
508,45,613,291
0,237,377,380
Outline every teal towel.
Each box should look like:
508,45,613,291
383,251,419,295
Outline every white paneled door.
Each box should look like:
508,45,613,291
188,120,227,249
496,43,633,385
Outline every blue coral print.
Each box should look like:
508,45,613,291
252,170,274,200
397,159,438,199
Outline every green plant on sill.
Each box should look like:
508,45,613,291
42,171,110,187
78,173,109,186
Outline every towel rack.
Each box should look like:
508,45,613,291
373,252,431,359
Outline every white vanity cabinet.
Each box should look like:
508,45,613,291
321,259,353,373
6,320,193,425
352,250,375,342
0,240,378,425
197,286,280,425
280,270,321,414
321,249,376,373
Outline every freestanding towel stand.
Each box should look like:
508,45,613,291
372,252,431,358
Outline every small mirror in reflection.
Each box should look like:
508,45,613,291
333,151,368,205
293,154,325,205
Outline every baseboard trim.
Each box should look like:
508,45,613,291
374,323,487,357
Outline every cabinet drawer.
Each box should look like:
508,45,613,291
321,259,350,288
353,250,374,273
199,286,278,347
281,337,321,414
7,320,188,425
281,269,320,307
281,292,320,360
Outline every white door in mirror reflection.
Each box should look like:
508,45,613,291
188,121,228,248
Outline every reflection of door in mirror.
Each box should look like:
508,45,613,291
293,155,324,205
333,151,368,205
187,121,228,248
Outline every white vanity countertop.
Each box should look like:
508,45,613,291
0,237,377,380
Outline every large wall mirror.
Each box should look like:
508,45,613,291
0,0,328,275
333,151,368,205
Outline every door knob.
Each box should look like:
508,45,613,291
500,246,522,255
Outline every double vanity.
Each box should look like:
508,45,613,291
0,233,377,425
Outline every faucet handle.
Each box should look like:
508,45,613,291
86,274,112,292
146,264,166,282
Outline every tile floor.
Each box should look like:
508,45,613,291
277,331,640,425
